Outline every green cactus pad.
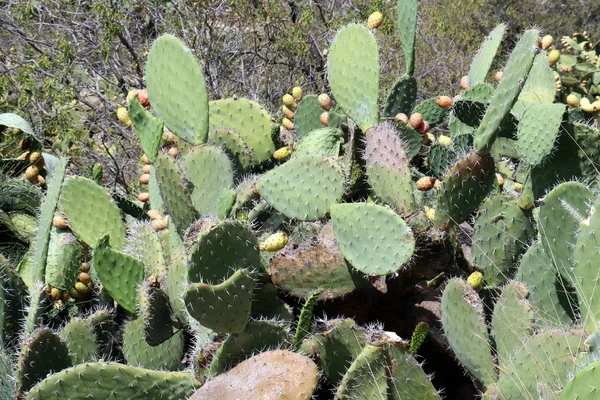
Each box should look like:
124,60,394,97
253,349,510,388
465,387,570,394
473,29,539,154
25,362,200,400
574,197,600,334
17,328,72,396
181,145,234,216
468,24,506,86
396,0,417,76
208,98,275,169
383,75,417,117
412,97,450,128
388,346,441,399
434,152,496,230
538,181,593,286
191,351,317,400
129,97,163,162
489,329,585,399
452,99,487,128
397,121,424,160
0,112,35,135
427,142,458,179
250,282,294,322
43,227,82,290
122,317,184,371
153,153,197,236
139,281,179,346
363,123,416,215
328,24,379,132
217,189,237,219
256,154,345,221
188,219,261,284
292,127,343,158
334,344,388,399
93,236,145,313
517,103,565,166
491,281,534,369
60,176,126,249
148,165,164,212
512,52,557,118
441,278,496,387
185,269,255,334
295,95,326,139
208,319,290,375
472,195,535,286
270,234,368,300
331,203,415,276
59,318,100,364
125,221,166,276
516,242,576,328
146,34,208,144
560,359,600,400
165,245,191,326
463,83,495,102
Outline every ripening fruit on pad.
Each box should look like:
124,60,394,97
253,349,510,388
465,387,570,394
330,203,415,276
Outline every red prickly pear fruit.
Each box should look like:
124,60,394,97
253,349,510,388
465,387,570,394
409,113,423,129
318,94,332,110
320,112,329,126
417,121,430,134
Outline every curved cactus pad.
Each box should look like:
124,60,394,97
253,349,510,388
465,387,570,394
328,24,379,132
185,269,255,334
256,154,345,221
468,23,506,86
25,362,200,399
60,176,126,249
330,203,415,276
335,345,388,399
129,98,163,162
146,34,208,144
190,350,318,400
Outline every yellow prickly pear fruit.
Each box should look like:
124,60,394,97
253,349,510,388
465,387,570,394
566,94,580,107
467,271,484,290
367,11,383,29
29,152,45,168
259,232,289,251
52,216,69,229
494,71,503,82
581,98,594,113
496,173,504,187
513,183,523,192
459,75,469,90
282,94,295,107
282,105,295,120
273,146,293,161
292,86,303,101
434,180,442,190
436,95,453,109
282,118,294,130
541,35,553,50
126,89,138,105
147,209,161,220
25,165,39,182
438,135,451,146
49,287,60,300
416,177,435,191
318,93,332,110
424,206,435,222
548,49,560,66
117,106,132,126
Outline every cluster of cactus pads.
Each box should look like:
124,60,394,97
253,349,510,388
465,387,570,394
2,0,600,398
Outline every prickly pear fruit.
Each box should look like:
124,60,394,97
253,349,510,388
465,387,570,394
367,11,383,29
282,94,295,107
167,147,179,158
152,218,168,231
513,182,523,192
395,113,409,124
467,271,484,290
282,105,295,120
438,135,451,146
436,96,453,109
318,94,332,110
282,118,294,130
548,49,560,66
259,232,289,252
416,177,435,191
138,192,150,202
292,86,303,101
580,98,594,112
139,174,150,184
25,165,39,182
320,112,329,126
126,89,138,105
566,94,579,107
496,173,504,187
418,121,430,134
494,71,503,82
273,146,293,161
460,76,469,90
541,35,553,50
142,164,151,174
147,210,161,220
137,89,150,107
141,154,151,165
52,216,69,229
409,113,423,129
117,106,132,126
29,152,45,167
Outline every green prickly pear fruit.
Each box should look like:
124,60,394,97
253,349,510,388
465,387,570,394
273,146,293,161
367,11,383,29
436,96,453,109
548,49,560,66
467,271,484,290
541,35,553,50
318,94,332,110
259,232,289,252
282,94,295,107
292,86,303,101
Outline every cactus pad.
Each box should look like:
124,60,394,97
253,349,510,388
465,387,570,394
396,0,417,75
59,318,99,364
468,24,506,86
383,75,417,117
292,127,343,158
334,344,388,399
129,97,163,162
45,227,82,290
295,95,326,139
517,103,565,166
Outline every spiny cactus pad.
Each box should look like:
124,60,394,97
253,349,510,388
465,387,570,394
517,103,565,166
292,127,343,158
441,278,496,387
412,97,450,128
190,350,318,400
331,203,414,276
560,359,600,400
396,0,417,76
45,227,82,290
473,29,539,154
468,23,506,86
146,34,208,144
295,95,326,139
328,24,379,132
93,236,145,314
208,98,275,169
59,318,100,364
139,281,179,346
334,344,388,399
181,145,234,216
512,51,557,118
25,362,200,399
383,75,417,117
59,176,126,249
129,97,163,162
185,268,255,334
256,154,345,221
